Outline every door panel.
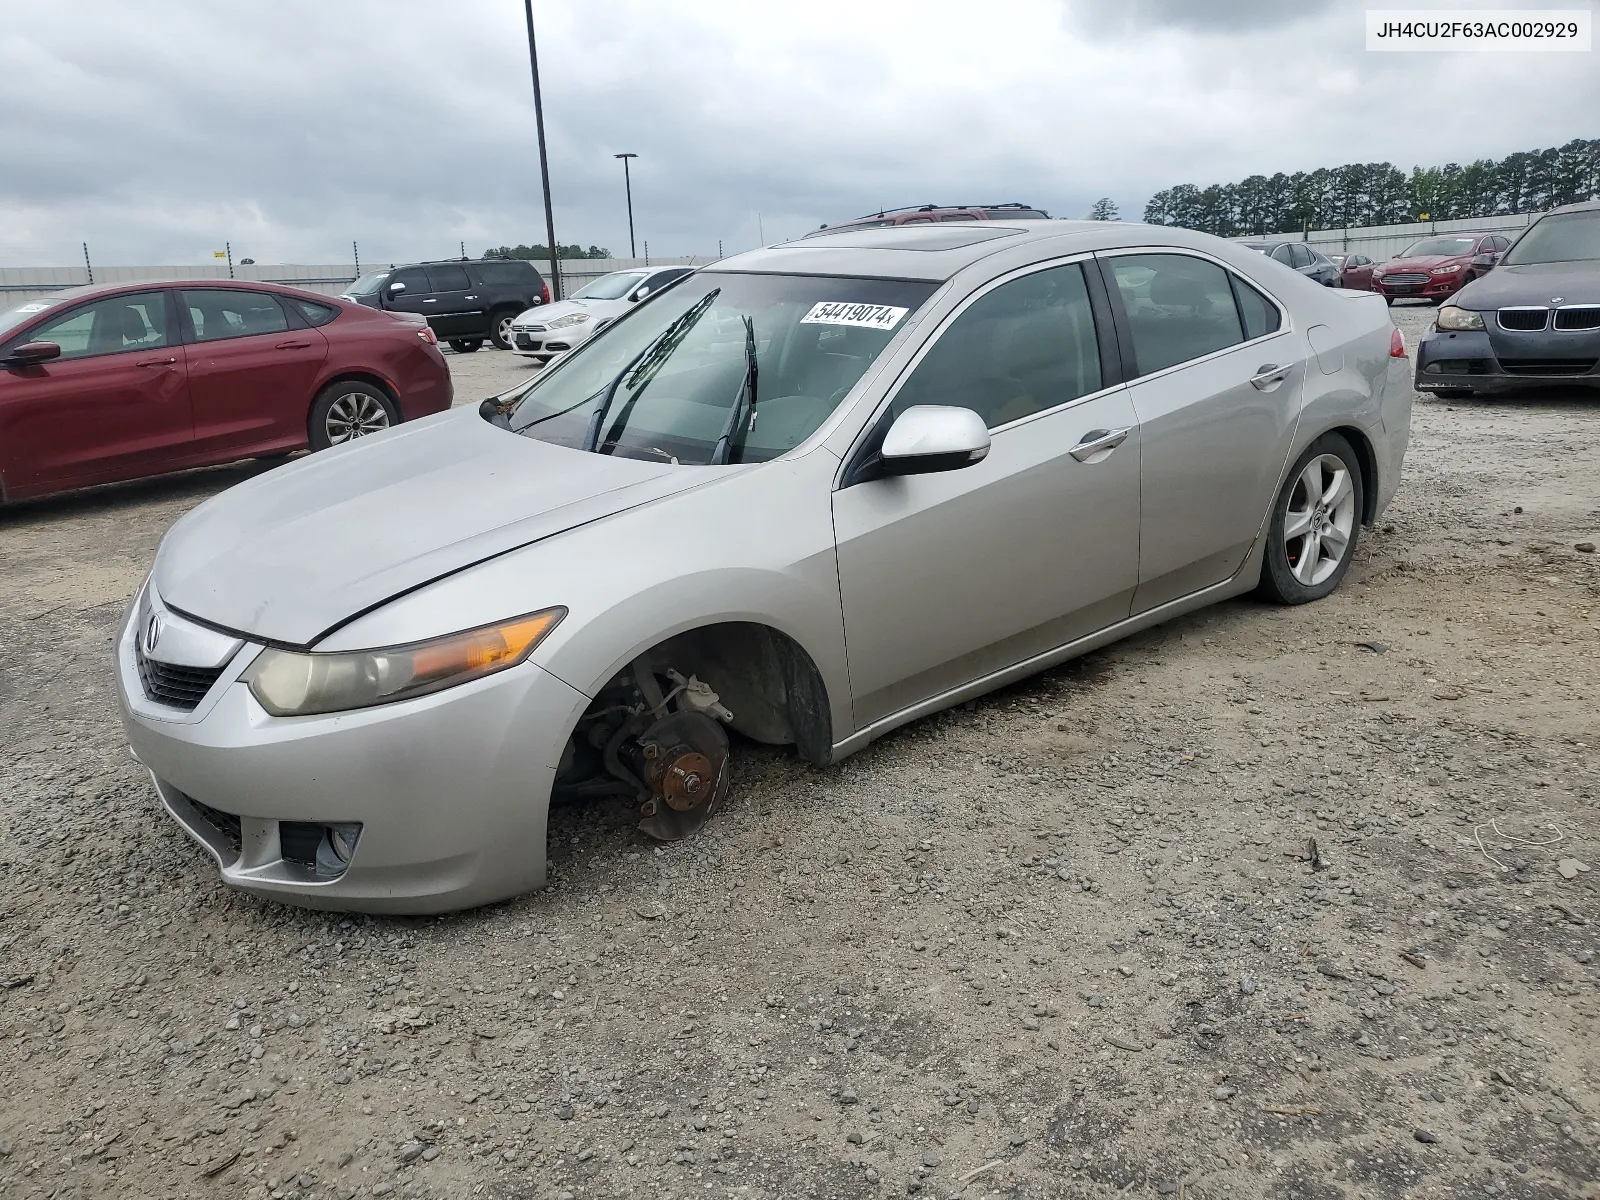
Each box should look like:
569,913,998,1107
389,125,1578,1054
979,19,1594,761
0,290,193,496
180,289,329,458
834,390,1140,726
423,264,482,338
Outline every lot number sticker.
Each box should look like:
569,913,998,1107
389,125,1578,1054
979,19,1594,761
800,301,909,331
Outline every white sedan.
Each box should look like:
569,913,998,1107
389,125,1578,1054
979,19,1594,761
508,266,695,364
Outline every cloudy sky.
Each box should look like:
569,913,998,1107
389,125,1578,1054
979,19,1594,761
1,0,1594,266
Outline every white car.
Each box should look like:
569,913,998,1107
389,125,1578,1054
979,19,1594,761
509,266,695,364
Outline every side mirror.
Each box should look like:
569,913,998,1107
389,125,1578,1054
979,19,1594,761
880,405,990,476
632,286,650,301
6,341,61,365
1473,252,1500,268
388,281,407,295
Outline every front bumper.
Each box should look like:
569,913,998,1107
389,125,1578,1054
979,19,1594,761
115,590,589,913
1415,327,1600,393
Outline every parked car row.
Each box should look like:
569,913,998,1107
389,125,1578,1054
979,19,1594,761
1243,231,1514,305
1414,200,1600,397
341,257,549,352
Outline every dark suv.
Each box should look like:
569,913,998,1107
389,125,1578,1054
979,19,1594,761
342,259,550,352
812,203,1050,235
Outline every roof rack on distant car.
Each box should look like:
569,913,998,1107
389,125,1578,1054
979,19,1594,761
814,202,1051,234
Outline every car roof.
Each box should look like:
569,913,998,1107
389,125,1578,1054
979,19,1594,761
709,221,1233,282
1548,199,1600,215
7,279,342,307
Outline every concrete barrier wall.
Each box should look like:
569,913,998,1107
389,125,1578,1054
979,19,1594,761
0,257,708,305
1236,211,1541,260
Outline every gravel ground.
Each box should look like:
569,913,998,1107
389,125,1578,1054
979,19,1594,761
2,308,1598,1200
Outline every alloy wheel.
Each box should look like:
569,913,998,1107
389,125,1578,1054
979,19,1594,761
497,315,515,346
1283,453,1356,586
324,392,391,444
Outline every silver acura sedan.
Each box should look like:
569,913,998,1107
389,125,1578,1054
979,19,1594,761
117,221,1411,913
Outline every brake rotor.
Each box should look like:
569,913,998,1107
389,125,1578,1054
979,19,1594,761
635,710,730,841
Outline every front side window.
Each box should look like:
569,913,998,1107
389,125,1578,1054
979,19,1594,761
1270,244,1294,265
1110,254,1244,376
573,271,649,301
1502,213,1600,265
889,262,1103,430
23,291,170,360
182,290,289,342
505,272,937,464
387,268,430,295
1290,244,1314,268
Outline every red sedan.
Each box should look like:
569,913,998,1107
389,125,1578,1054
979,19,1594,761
0,280,452,503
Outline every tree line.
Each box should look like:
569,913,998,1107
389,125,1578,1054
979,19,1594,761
483,243,613,261
1142,138,1600,237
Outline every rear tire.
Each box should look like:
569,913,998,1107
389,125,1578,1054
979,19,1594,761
1255,433,1364,606
489,310,518,351
308,382,398,451
448,339,482,353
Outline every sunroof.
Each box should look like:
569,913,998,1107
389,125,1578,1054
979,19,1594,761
795,225,1027,252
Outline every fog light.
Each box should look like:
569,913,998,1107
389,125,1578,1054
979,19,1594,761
315,823,362,876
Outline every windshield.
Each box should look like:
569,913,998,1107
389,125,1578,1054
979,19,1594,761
346,272,389,295
573,271,649,301
1399,237,1477,258
0,297,61,341
1501,211,1600,266
504,271,937,464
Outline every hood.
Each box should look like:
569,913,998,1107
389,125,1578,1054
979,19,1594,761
517,297,628,325
1379,254,1469,272
1451,259,1600,310
153,408,716,646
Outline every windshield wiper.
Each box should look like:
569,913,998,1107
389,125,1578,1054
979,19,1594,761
710,315,758,466
581,289,719,453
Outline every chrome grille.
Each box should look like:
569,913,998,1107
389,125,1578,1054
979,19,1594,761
136,647,224,711
1554,306,1600,331
1381,273,1428,286
1498,307,1548,332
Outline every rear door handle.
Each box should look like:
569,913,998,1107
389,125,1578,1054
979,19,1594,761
421,298,438,303
136,357,177,368
1250,363,1291,390
275,340,313,350
1069,427,1130,462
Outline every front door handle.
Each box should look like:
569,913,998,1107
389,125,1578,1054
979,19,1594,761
136,356,177,368
1069,427,1130,462
275,340,313,350
421,298,438,303
1250,363,1291,390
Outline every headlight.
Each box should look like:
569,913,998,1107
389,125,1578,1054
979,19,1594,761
1436,306,1484,331
243,608,565,716
1429,265,1461,275
546,313,591,330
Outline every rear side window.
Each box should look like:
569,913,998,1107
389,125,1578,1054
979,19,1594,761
891,262,1103,429
427,264,471,291
1109,254,1244,376
476,260,535,286
182,290,289,342
1232,276,1282,340
293,299,338,326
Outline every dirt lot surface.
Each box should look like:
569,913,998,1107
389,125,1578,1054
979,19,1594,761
2,310,1598,1200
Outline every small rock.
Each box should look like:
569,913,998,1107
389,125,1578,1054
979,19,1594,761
1577,950,1594,964
373,1185,395,1197
218,1088,256,1110
1415,1130,1439,1144
555,1103,575,1120
841,1088,858,1105
286,1012,306,1029
847,1131,865,1145
922,1149,942,1167
397,1142,425,1164
1021,1017,1041,1031
1575,542,1596,553
0,1139,13,1157
966,1098,980,1115
1212,1086,1237,1101
1238,977,1257,996
1558,858,1591,880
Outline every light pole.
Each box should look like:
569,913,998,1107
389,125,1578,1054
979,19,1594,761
523,0,562,299
614,152,638,260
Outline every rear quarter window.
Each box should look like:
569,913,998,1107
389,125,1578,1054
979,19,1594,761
476,261,536,287
293,299,339,326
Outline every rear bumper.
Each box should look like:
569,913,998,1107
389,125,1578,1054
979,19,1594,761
1415,328,1600,392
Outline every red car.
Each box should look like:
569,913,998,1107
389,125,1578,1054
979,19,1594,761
1370,232,1512,305
0,280,451,503
1336,253,1377,290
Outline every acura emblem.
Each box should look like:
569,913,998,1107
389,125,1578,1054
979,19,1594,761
144,613,163,653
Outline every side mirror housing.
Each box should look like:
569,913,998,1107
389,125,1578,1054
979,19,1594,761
880,405,990,475
6,341,61,365
1473,252,1499,269
631,286,650,301
388,281,407,295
